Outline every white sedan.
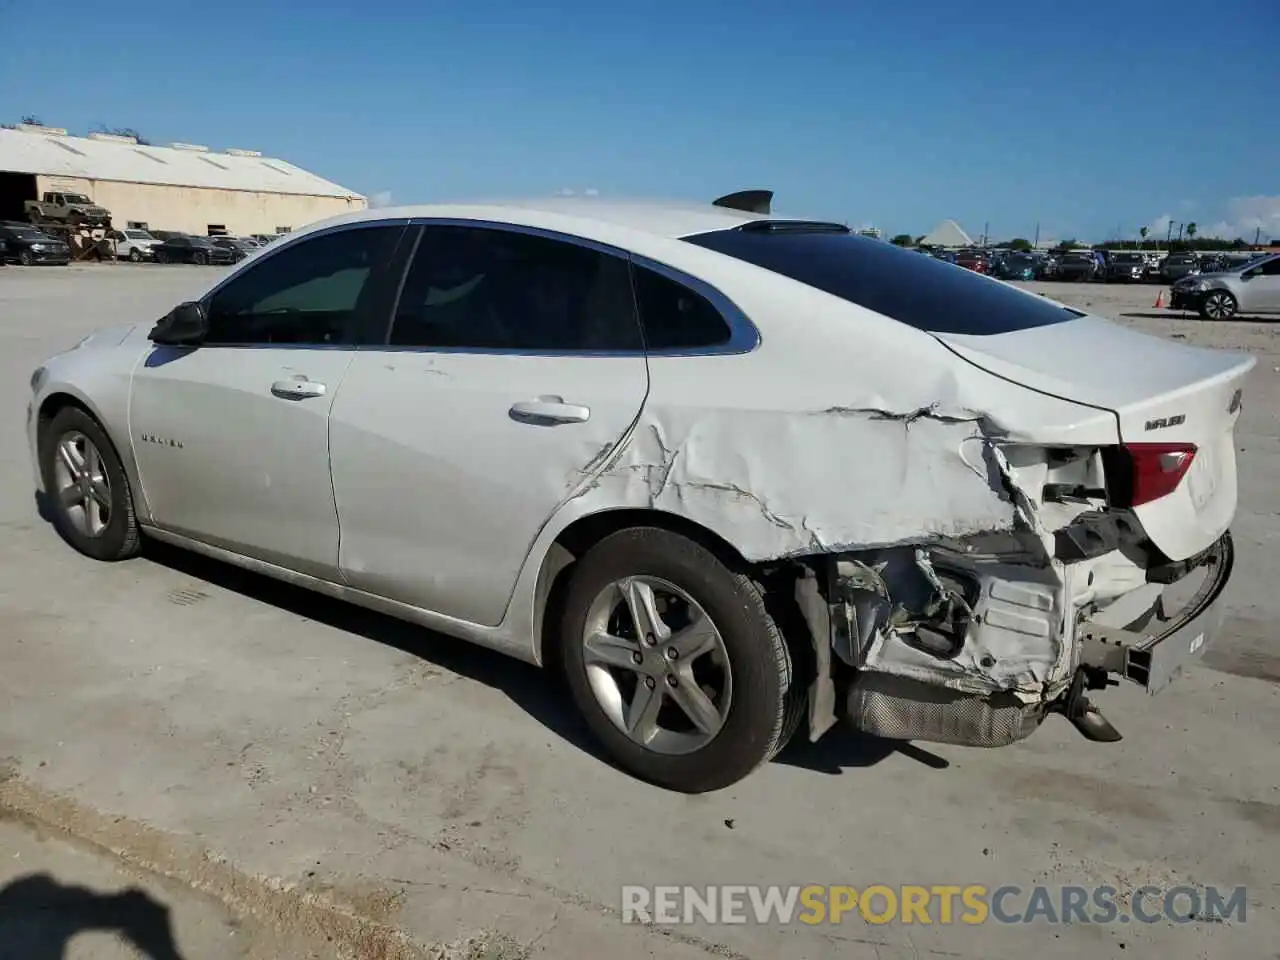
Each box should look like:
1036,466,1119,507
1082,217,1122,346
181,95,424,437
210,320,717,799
27,193,1252,793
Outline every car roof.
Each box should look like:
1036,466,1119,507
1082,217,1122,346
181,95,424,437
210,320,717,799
300,196,768,244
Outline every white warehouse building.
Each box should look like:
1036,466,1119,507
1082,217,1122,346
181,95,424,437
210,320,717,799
0,123,366,237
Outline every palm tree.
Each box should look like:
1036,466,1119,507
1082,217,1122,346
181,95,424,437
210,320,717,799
1187,222,1198,243
1139,226,1148,249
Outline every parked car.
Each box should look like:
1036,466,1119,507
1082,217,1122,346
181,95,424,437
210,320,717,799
1056,251,1100,281
1033,253,1060,279
109,228,162,262
1197,253,1227,274
151,235,237,265
1140,253,1165,282
954,249,990,273
994,253,1035,281
1169,251,1280,319
209,236,260,262
1160,252,1201,282
1104,251,1146,282
0,223,71,265
27,197,1251,792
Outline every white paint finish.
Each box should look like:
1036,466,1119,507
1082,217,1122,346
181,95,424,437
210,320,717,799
129,345,356,578
1,128,363,199
938,317,1255,560
328,350,649,626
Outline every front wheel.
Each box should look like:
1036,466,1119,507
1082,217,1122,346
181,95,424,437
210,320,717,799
38,406,141,561
19,249,32,266
1199,291,1237,321
193,251,208,266
559,527,802,793
128,247,142,262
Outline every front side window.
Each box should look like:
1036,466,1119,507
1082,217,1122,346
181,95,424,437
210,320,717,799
203,225,401,346
685,226,1082,335
1258,256,1280,277
387,225,642,352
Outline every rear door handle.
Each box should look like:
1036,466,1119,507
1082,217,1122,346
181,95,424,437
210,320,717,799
271,377,327,400
509,397,591,424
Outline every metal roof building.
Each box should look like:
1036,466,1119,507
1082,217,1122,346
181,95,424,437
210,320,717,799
0,123,366,236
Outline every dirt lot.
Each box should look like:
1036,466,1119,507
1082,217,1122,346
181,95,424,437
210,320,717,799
1,265,1277,959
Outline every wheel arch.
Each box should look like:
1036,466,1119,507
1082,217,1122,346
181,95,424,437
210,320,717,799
531,506,793,669
35,387,149,520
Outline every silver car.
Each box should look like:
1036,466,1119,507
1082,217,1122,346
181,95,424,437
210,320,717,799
1169,252,1280,319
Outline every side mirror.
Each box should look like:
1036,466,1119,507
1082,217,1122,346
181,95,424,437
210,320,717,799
149,301,208,345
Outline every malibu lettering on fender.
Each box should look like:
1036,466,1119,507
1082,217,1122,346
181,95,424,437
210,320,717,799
140,433,184,449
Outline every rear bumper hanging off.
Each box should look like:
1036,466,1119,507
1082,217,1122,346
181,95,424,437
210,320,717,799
1078,531,1234,694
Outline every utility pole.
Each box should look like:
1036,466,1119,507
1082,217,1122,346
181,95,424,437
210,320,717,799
1166,221,1174,245
982,221,989,248
1177,223,1184,242
1256,226,1262,248
1033,222,1040,249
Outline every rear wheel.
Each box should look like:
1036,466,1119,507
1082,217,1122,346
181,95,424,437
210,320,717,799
559,527,799,793
38,407,141,562
1199,291,1237,321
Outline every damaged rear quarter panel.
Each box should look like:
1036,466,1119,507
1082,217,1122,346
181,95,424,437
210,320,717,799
557,279,1120,564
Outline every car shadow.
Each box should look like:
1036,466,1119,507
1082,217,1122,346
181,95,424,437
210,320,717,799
774,729,950,773
1121,311,1280,323
34,490,915,778
134,535,610,765
0,873,186,960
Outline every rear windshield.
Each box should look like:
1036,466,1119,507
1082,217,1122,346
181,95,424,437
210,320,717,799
683,227,1081,335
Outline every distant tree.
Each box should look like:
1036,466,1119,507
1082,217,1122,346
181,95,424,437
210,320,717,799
1139,226,1148,247
915,234,926,245
1007,237,1032,251
889,233,915,247
1054,239,1080,252
1186,222,1198,242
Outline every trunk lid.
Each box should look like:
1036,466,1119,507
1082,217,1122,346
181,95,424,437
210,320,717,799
935,315,1255,561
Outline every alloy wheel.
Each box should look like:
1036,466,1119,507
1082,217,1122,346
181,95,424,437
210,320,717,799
52,431,113,537
580,575,732,755
1204,292,1236,320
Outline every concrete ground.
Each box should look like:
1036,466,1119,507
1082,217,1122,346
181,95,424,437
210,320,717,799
1,263,1277,959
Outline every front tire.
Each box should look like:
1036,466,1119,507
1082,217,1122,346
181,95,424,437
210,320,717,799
128,247,142,262
559,527,798,793
1199,291,1237,321
19,249,32,266
193,251,208,266
38,406,141,562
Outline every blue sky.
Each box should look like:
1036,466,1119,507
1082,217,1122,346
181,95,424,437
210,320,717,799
2,0,1276,243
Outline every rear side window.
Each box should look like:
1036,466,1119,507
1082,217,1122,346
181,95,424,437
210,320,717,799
388,225,643,352
684,228,1082,335
632,265,732,350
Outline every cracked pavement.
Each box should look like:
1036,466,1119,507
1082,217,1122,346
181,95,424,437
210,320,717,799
1,265,1278,958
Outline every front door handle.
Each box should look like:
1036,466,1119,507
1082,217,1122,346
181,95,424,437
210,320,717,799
509,397,591,425
271,377,327,400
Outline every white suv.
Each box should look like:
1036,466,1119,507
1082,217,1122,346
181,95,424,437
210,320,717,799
109,228,162,262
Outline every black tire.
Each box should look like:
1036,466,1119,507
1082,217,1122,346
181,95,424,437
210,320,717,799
155,250,167,264
128,247,142,262
193,251,208,266
1199,290,1237,321
38,406,141,562
559,527,796,793
19,249,32,266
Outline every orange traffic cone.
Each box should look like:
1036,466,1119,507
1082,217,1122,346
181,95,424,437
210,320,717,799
1153,290,1164,308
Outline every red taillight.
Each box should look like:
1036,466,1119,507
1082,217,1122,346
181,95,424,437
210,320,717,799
1124,442,1197,506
